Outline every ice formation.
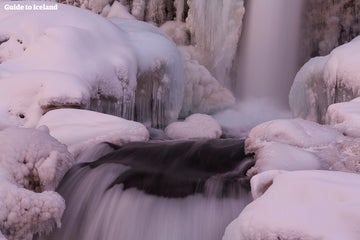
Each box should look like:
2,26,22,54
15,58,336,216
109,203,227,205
37,109,149,158
290,36,360,123
0,127,73,240
109,18,184,127
245,118,360,176
326,97,360,137
179,47,236,117
186,0,245,88
0,2,184,128
165,113,222,140
223,170,360,240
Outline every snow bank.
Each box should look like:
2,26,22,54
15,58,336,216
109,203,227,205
0,1,137,127
0,127,73,239
326,97,360,137
245,118,360,176
37,109,149,158
290,36,360,123
223,170,360,240
0,2,184,128
165,113,221,140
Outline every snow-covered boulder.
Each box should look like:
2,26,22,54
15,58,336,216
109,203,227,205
245,118,360,176
165,113,222,140
326,97,360,137
223,170,360,240
0,2,184,129
0,127,73,239
290,36,360,123
37,109,149,158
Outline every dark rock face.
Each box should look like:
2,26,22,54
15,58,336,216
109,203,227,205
84,139,254,198
302,0,360,61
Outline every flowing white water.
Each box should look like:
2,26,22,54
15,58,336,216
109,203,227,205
40,162,252,240
236,0,304,109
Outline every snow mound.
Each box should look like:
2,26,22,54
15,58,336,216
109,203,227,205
0,1,136,127
326,97,360,137
0,127,73,239
165,113,222,140
223,170,360,240
290,36,360,123
246,118,360,176
37,109,149,158
0,2,184,128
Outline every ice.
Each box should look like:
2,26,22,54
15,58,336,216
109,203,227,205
165,114,222,140
223,170,360,240
37,109,149,158
0,2,184,128
110,18,184,127
326,97,360,137
0,127,73,239
290,36,360,123
179,46,235,117
186,0,245,88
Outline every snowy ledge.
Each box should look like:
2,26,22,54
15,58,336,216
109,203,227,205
0,127,73,240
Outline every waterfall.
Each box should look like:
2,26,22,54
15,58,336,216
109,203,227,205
235,0,304,109
37,139,254,240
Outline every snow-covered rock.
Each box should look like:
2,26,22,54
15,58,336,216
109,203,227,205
326,97,360,137
223,170,360,240
290,36,360,123
0,2,184,129
0,127,73,239
245,118,360,176
165,113,222,140
37,109,149,158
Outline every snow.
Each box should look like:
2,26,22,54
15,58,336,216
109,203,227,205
37,109,149,158
0,1,137,126
105,1,135,19
290,36,360,123
245,118,360,176
0,127,73,239
165,113,222,140
223,170,360,240
326,97,360,137
0,2,184,128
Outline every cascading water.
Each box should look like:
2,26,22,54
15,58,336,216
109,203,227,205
37,139,254,240
235,0,303,109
